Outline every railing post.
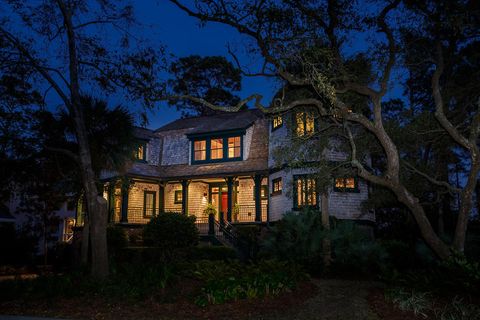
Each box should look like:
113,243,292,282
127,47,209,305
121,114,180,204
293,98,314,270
158,181,165,214
254,174,262,222
120,179,130,223
227,176,234,222
208,213,215,236
219,211,225,228
181,179,189,215
107,181,115,223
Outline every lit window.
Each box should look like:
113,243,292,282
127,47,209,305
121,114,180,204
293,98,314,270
295,111,316,137
134,142,147,161
210,138,223,159
296,112,305,136
294,176,317,208
143,191,156,217
334,177,357,192
174,190,182,204
194,140,206,161
261,185,268,199
272,178,282,195
228,136,241,158
272,115,283,130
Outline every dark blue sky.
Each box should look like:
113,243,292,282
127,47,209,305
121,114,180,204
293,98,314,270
135,1,278,130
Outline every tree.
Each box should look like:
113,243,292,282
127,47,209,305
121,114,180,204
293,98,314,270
167,0,480,259
168,55,243,117
0,0,164,278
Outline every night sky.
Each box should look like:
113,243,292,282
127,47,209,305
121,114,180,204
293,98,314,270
133,1,278,130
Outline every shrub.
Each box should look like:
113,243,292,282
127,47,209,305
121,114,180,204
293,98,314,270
261,209,326,272
107,225,128,254
179,246,237,261
385,287,431,318
330,221,388,274
262,209,387,274
143,212,198,254
191,259,307,306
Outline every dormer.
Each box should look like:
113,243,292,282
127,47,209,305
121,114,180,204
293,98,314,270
187,129,244,164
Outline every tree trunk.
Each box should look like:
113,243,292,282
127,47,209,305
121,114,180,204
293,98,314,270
59,1,109,278
395,185,451,259
452,160,480,252
438,204,445,237
80,219,90,265
321,193,331,269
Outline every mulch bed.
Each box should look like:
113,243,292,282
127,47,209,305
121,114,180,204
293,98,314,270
368,288,425,320
0,280,317,320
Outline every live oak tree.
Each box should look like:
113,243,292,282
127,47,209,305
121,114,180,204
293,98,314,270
0,0,164,278
168,55,244,117
168,0,480,259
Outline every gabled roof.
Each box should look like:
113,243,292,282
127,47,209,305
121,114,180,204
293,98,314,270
155,109,264,135
133,127,157,140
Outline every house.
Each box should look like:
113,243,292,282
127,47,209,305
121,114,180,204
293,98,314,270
86,108,372,231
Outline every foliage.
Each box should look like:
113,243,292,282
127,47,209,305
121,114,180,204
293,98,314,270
106,226,128,255
385,287,431,318
383,253,480,296
235,225,262,260
262,209,387,274
168,55,242,117
0,222,37,266
179,246,237,261
203,203,217,217
0,263,175,302
117,246,237,265
433,296,480,320
190,260,307,306
329,220,388,274
261,209,326,272
386,288,480,320
142,212,198,254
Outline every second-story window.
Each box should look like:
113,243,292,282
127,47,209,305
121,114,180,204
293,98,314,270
210,138,224,159
228,136,241,158
272,115,283,131
334,177,358,192
194,140,206,161
295,111,315,137
134,141,147,162
190,134,243,164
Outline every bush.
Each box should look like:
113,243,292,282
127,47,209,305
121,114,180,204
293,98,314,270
190,259,308,306
385,287,431,318
330,220,388,274
261,209,326,272
262,209,387,275
143,212,198,254
107,226,128,254
179,246,237,261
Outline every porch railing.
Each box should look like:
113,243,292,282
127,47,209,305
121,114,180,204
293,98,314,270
110,204,267,225
233,204,267,223
113,206,156,224
194,216,209,235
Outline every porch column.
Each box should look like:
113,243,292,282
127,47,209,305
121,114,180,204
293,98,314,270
120,179,130,223
227,176,234,222
107,181,115,223
254,174,263,222
181,179,189,215
158,182,165,213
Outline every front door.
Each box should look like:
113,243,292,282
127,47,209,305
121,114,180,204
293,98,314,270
221,193,228,215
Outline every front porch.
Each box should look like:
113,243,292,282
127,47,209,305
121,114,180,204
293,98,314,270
97,175,268,226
